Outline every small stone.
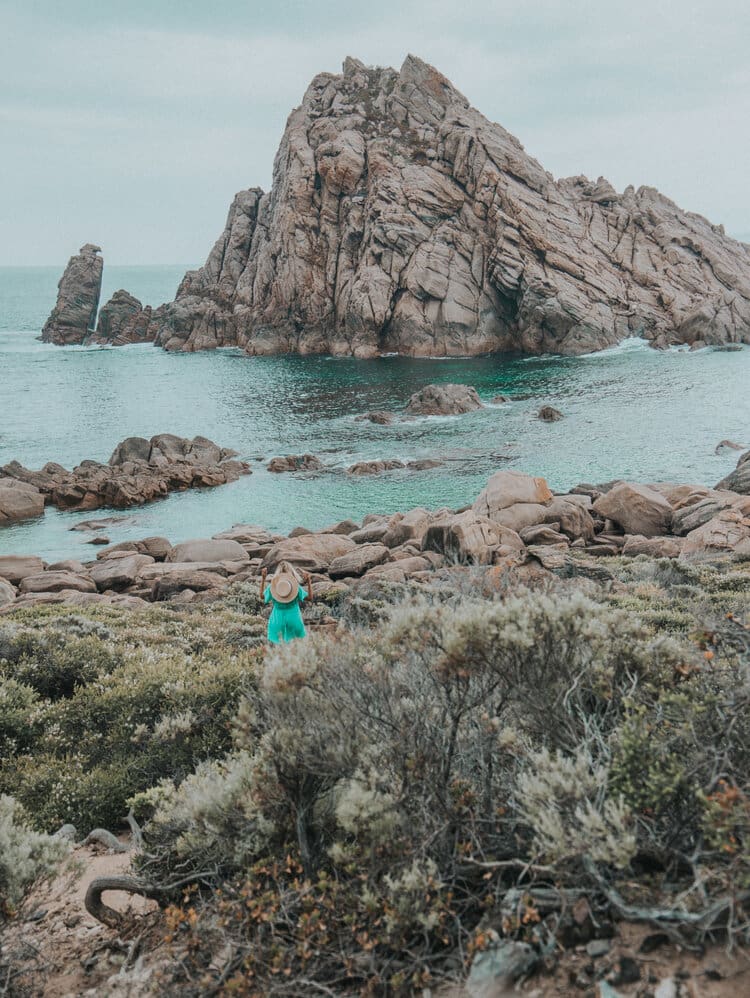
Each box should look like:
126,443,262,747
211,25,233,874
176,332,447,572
585,939,611,958
87,536,110,545
538,405,564,421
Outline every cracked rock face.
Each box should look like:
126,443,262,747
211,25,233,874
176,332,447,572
92,290,156,346
41,244,103,345
59,55,750,356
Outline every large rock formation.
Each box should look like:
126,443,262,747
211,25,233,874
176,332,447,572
41,244,103,345
99,55,750,357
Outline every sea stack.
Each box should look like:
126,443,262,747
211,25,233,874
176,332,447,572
142,55,750,357
41,243,103,345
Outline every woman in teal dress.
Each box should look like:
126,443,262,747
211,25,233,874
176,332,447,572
260,561,312,644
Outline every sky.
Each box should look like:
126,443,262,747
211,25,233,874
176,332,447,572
1,0,748,266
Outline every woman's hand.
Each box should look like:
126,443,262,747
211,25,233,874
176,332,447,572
304,572,313,597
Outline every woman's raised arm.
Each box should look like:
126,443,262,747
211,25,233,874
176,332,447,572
260,567,268,601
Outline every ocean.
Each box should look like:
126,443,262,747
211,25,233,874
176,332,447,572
1,265,749,562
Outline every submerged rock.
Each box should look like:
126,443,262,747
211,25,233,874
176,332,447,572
538,405,564,421
267,454,323,473
41,244,103,345
0,479,45,524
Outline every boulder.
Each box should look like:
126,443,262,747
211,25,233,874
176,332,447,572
406,384,483,415
679,505,750,562
0,579,16,607
382,508,431,548
406,459,444,471
0,479,45,523
526,544,569,569
329,544,390,578
347,460,405,475
89,554,155,591
671,494,735,535
321,519,360,535
137,561,247,581
622,535,683,558
262,534,356,573
592,482,672,537
19,571,97,594
473,471,553,519
491,502,550,533
267,454,323,473
363,564,407,584
167,538,249,563
92,289,152,345
538,405,564,421
41,243,103,345
381,554,431,575
0,556,46,584
716,450,750,493
422,511,524,565
543,495,596,541
350,515,402,544
153,571,228,601
519,524,570,546
213,524,277,544
48,559,86,573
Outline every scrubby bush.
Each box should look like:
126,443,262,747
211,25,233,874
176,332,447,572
0,606,263,832
0,795,69,918
128,589,750,994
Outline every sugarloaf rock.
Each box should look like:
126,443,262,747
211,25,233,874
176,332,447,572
48,56,750,356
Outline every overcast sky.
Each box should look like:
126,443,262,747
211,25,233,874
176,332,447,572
2,0,748,266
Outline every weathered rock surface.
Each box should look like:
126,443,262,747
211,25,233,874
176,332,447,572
406,384,483,415
622,534,683,558
716,450,750,493
262,534,356,573
679,503,750,561
0,556,46,584
473,470,553,518
167,538,249,563
41,244,103,345
0,434,250,513
100,56,750,357
267,454,323,473
0,479,45,524
593,483,672,537
89,554,155,592
329,543,390,578
91,290,156,345
19,571,97,595
422,510,524,564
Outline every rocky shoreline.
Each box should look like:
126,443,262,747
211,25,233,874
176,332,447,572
2,446,748,612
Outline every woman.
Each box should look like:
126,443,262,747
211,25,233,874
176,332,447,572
260,561,312,644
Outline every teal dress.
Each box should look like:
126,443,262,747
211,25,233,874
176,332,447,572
264,586,308,644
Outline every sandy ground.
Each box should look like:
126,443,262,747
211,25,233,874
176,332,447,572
0,835,159,997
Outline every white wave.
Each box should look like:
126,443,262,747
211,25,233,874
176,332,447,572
579,336,651,358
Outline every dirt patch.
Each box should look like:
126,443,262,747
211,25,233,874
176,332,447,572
0,835,159,997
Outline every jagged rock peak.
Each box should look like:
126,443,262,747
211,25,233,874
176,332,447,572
53,56,750,357
41,244,104,346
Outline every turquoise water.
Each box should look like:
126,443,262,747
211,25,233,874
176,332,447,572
1,266,749,562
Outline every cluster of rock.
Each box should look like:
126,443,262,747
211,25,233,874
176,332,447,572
2,457,749,611
0,434,249,520
40,246,154,347
42,56,750,355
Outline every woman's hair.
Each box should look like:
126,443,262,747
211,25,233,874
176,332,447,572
274,560,302,582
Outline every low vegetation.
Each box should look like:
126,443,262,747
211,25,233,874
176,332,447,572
0,557,748,994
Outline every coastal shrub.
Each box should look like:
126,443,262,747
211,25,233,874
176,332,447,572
134,590,720,992
0,795,69,918
0,607,262,832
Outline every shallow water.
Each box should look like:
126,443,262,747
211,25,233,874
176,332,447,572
1,266,749,562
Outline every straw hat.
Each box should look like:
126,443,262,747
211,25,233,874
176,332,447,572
270,571,300,603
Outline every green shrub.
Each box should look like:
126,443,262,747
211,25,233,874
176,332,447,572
0,795,69,918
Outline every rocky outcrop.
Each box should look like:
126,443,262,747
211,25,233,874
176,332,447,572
406,384,483,415
716,450,750,493
98,55,750,357
91,290,156,345
41,244,103,345
0,434,250,513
